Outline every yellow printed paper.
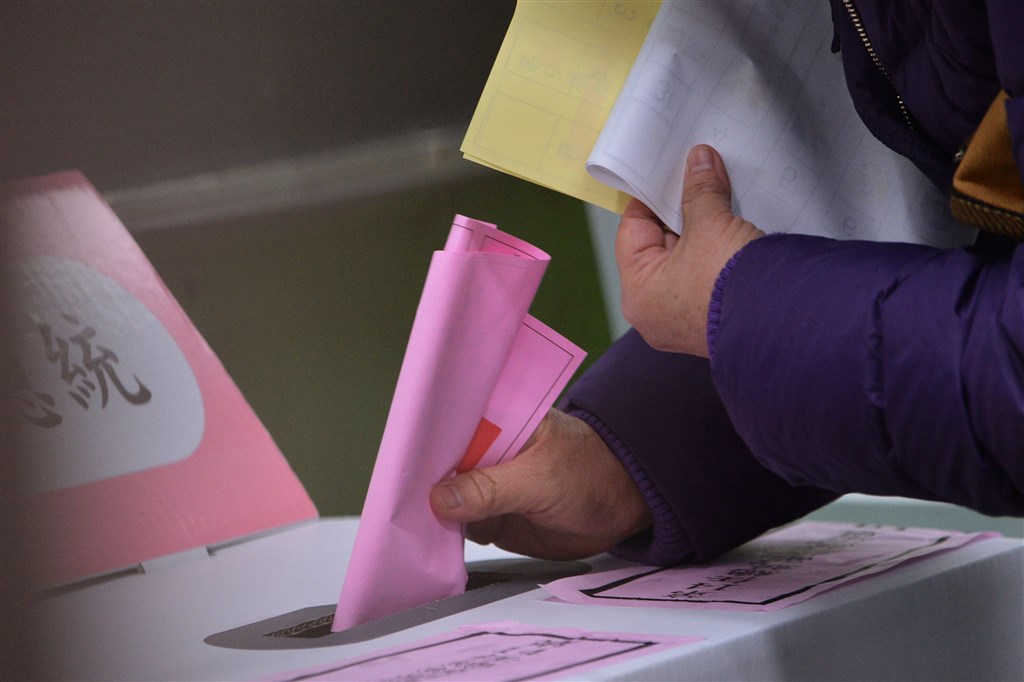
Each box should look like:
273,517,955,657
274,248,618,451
462,0,659,215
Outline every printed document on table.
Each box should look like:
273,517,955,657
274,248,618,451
542,522,997,612
271,622,701,682
587,0,975,246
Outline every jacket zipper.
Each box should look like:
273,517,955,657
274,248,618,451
840,0,915,130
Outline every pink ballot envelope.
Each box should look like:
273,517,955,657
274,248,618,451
332,215,585,631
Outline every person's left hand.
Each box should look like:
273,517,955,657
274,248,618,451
429,409,651,561
616,144,763,357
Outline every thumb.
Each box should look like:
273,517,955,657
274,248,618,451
430,459,544,524
681,144,734,230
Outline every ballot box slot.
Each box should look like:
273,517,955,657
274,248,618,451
205,558,589,650
266,613,336,639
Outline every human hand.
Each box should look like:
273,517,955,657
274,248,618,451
616,144,763,357
429,409,651,561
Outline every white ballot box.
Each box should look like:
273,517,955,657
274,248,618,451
6,173,1022,681
36,518,1024,681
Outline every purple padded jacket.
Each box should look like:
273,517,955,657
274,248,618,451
562,0,1024,565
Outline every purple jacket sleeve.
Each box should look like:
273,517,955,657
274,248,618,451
707,4,1024,518
708,236,1024,516
561,331,838,565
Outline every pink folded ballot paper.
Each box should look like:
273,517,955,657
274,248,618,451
332,216,585,631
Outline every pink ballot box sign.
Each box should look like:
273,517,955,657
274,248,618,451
332,215,585,631
2,172,317,587
8,255,204,492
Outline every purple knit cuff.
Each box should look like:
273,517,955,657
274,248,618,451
564,407,693,566
707,235,778,363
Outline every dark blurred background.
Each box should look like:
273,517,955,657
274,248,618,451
0,0,612,519
2,0,515,187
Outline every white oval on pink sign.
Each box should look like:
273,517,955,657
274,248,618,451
9,256,205,493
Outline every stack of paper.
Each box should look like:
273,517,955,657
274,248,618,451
462,0,658,213
465,0,974,247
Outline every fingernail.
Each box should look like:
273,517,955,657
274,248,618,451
436,483,463,510
689,146,714,173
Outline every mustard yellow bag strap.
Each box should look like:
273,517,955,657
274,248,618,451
950,90,1024,241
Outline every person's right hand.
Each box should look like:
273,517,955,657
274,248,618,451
429,409,652,561
616,144,763,356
